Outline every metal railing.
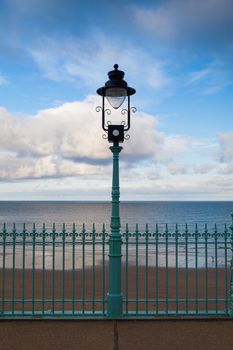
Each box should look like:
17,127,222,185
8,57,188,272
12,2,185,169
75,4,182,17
122,223,232,317
0,223,108,318
0,220,232,318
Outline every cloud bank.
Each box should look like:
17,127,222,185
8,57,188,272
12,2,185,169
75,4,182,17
28,34,170,91
0,96,232,199
0,96,176,180
133,0,233,45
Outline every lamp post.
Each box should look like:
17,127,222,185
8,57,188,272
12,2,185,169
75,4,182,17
96,64,136,317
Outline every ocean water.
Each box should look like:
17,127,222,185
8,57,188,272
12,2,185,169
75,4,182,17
0,201,232,268
0,201,232,232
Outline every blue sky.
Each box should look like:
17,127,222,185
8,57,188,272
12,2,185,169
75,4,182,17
0,0,233,200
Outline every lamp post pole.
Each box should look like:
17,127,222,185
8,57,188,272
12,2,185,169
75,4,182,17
108,142,123,317
96,64,136,318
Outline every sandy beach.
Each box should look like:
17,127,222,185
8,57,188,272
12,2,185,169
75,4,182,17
1,266,231,349
0,265,229,314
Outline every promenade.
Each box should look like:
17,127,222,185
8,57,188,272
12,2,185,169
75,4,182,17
1,319,233,350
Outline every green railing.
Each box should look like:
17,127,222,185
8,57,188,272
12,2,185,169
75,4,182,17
122,222,232,317
0,219,233,318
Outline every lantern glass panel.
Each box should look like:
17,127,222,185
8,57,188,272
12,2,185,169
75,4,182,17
106,88,127,109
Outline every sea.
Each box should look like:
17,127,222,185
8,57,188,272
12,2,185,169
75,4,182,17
0,201,232,232
0,201,232,269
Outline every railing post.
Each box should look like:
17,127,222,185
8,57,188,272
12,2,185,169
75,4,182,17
230,213,233,316
107,142,123,318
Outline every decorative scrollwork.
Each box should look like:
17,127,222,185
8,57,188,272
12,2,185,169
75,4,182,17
121,120,126,126
105,109,111,115
106,120,112,125
102,133,108,140
130,106,137,114
124,134,130,140
121,108,128,115
96,106,102,113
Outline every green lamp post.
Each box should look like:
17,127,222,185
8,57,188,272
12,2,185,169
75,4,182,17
96,64,136,317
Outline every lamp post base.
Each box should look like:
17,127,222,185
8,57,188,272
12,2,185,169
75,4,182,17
107,293,123,318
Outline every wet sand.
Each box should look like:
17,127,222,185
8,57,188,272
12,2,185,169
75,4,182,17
0,265,230,313
0,266,231,349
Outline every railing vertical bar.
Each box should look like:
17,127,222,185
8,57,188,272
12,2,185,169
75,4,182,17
42,223,46,316
1,224,6,316
195,224,199,314
12,223,16,316
22,224,26,316
72,223,76,316
215,224,218,314
155,224,159,315
32,223,36,316
52,223,56,315
62,223,66,316
224,224,228,313
165,224,168,314
145,224,149,314
230,214,233,317
185,224,188,314
205,224,209,314
136,224,139,315
175,224,179,314
82,224,86,314
92,224,96,314
125,224,129,315
102,224,106,315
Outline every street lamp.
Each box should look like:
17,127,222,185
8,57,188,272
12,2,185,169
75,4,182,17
96,64,136,144
96,64,136,317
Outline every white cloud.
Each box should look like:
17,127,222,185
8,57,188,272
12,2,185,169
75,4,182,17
0,95,210,182
0,97,232,200
0,96,174,180
189,69,212,84
218,132,233,161
28,34,170,90
187,61,232,95
0,75,8,86
132,0,233,42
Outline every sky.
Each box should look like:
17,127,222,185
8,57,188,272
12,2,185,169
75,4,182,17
0,0,233,201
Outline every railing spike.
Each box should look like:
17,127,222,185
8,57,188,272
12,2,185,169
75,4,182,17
224,223,228,234
231,213,233,232
62,223,66,232
175,223,179,237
